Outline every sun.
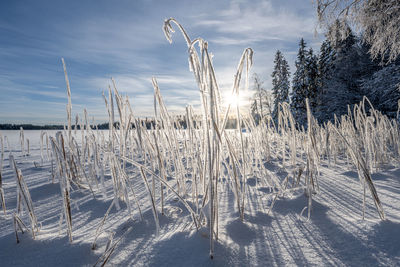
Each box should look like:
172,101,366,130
221,91,251,110
224,93,240,107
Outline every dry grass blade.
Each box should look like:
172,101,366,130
93,224,131,267
62,58,73,143
13,213,29,243
139,166,160,234
92,199,116,250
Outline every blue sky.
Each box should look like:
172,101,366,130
0,0,322,124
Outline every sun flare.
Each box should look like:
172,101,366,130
222,91,252,109
224,94,239,106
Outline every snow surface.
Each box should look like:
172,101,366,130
0,130,399,266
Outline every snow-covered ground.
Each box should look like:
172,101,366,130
0,130,399,266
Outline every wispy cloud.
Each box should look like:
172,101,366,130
195,0,318,43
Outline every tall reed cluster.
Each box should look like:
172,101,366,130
58,19,393,258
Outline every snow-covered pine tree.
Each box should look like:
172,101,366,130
272,50,290,121
290,38,308,125
315,39,335,121
362,64,400,118
316,0,400,62
305,48,318,110
316,22,364,121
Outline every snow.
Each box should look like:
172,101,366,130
0,130,399,266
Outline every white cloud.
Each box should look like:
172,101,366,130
195,0,318,44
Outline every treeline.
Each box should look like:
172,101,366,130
0,117,243,130
252,20,400,126
0,124,64,130
0,123,122,130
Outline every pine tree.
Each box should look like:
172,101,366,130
271,50,290,121
305,48,318,109
316,40,335,95
316,22,364,121
315,39,335,121
314,19,400,121
316,0,400,62
290,38,308,125
362,64,400,118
